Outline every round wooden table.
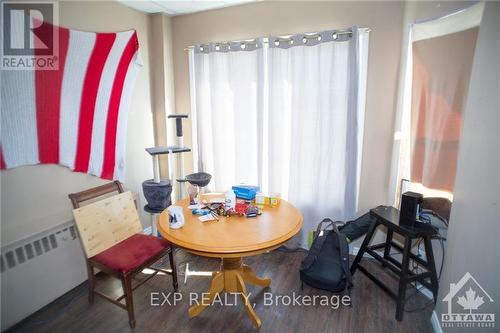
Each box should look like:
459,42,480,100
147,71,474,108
157,195,303,328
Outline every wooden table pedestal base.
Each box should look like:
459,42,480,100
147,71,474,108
188,257,271,328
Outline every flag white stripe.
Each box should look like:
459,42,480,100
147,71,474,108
10,9,25,49
1,68,38,167
88,31,133,177
59,30,96,169
113,51,142,181
1,10,38,167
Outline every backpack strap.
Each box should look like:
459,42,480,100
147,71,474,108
315,218,346,237
332,224,353,290
301,218,335,271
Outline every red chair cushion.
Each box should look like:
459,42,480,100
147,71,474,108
91,234,170,274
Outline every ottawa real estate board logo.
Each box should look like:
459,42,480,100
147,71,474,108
1,1,59,70
441,272,495,329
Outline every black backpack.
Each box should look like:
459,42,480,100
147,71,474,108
299,213,374,293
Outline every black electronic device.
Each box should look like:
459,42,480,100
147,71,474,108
399,191,423,229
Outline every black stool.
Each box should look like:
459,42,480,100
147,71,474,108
350,206,439,321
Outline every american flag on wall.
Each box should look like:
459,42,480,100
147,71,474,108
0,23,142,181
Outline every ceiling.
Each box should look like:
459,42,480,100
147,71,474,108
116,0,258,16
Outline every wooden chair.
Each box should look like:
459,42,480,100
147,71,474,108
69,181,178,328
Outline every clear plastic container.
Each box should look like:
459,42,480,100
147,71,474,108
225,190,236,209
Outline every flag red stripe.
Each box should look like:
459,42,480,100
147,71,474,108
35,24,70,164
0,146,6,169
74,33,116,172
101,33,138,180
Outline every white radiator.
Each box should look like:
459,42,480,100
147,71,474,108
0,221,87,330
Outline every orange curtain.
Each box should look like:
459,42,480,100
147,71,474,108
410,27,478,192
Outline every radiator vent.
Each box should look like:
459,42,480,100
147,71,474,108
0,222,78,273
1,220,87,330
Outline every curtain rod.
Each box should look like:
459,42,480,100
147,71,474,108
183,27,370,51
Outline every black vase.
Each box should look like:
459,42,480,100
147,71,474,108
142,179,172,212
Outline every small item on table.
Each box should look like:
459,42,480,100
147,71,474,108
246,206,260,218
269,193,281,207
224,209,240,217
255,192,281,207
255,192,269,208
217,206,226,216
192,208,212,216
225,190,236,210
234,201,250,215
168,205,185,229
187,184,198,205
232,201,260,218
198,214,218,222
208,197,225,204
200,196,225,205
232,185,260,200
204,204,220,220
207,203,225,216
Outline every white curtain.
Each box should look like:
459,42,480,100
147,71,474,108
189,28,369,248
189,42,263,191
266,28,368,247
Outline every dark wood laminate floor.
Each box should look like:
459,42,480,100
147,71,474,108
8,249,433,333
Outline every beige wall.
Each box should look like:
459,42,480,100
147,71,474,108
432,2,500,331
391,0,480,284
398,2,499,331
0,0,155,245
171,1,405,214
149,13,176,179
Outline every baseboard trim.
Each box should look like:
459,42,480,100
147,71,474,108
415,282,434,300
431,310,443,333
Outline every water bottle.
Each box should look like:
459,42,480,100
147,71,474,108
225,190,236,210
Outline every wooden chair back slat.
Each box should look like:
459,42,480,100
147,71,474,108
69,180,124,209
